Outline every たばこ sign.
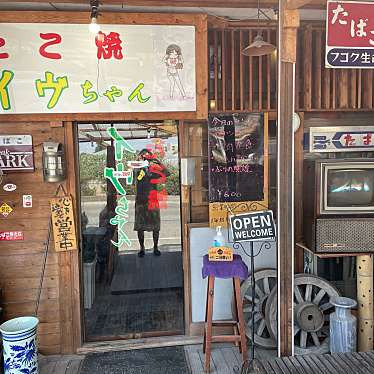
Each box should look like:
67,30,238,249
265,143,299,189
326,1,374,68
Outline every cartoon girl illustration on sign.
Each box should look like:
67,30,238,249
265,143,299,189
163,44,186,99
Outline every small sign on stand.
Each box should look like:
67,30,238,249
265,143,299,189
229,210,276,368
208,246,233,261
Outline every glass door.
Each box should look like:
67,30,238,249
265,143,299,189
77,122,184,341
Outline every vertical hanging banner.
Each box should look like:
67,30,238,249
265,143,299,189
104,128,136,250
50,196,77,251
208,113,268,227
326,1,374,68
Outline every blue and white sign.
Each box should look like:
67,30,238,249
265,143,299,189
309,126,374,153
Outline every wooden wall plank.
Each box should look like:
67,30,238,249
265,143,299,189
314,31,322,109
3,300,60,322
240,30,244,111
363,70,373,108
222,30,226,111
0,263,59,279
266,30,271,110
358,70,362,108
214,30,219,110
59,251,74,353
349,69,357,109
248,30,253,111
331,69,336,109
0,252,58,268
321,29,331,110
0,276,58,291
303,26,312,110
338,70,349,108
231,30,235,110
64,121,83,353
294,112,304,272
2,287,59,303
259,54,263,111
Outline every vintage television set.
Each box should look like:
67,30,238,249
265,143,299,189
303,158,374,253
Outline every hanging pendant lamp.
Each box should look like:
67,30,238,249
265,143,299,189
242,0,276,56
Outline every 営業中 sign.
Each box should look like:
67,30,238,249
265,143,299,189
0,135,34,171
50,196,77,251
229,210,276,243
0,23,196,114
326,1,374,68
309,126,374,152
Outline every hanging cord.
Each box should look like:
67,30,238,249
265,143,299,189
35,184,68,316
55,183,68,197
35,219,52,317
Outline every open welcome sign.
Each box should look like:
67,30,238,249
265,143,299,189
229,210,276,242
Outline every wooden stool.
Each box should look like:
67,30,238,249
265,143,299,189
202,254,248,373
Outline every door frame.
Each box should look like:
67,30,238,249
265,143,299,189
75,121,189,343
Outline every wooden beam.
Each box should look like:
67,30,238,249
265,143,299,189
1,0,330,9
277,1,298,357
286,0,313,9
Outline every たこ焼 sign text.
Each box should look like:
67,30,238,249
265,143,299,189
0,23,196,114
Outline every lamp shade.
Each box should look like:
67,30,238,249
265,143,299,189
242,33,277,57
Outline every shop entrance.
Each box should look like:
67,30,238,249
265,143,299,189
77,122,184,342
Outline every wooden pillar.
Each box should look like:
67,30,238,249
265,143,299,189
277,1,300,357
357,255,374,352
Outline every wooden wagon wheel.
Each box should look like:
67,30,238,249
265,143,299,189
233,268,277,349
265,273,341,355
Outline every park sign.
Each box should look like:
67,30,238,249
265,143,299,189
229,210,276,243
0,135,34,172
326,1,374,68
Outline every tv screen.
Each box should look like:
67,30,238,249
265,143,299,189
327,169,374,207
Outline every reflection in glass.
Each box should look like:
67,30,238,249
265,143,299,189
78,122,183,341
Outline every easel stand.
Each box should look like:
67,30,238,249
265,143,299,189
233,241,256,370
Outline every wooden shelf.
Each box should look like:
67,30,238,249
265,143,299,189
296,242,370,258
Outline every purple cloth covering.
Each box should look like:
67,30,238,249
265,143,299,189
202,254,248,280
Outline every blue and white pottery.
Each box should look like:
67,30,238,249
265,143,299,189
0,316,39,374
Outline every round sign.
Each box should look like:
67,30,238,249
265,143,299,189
293,112,301,133
3,183,17,192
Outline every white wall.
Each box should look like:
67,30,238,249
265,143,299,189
190,226,276,322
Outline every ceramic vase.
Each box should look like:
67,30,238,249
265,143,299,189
330,296,357,353
0,316,39,374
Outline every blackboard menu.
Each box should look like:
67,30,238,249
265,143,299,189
208,113,264,204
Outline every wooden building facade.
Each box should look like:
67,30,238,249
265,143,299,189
1,8,374,355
